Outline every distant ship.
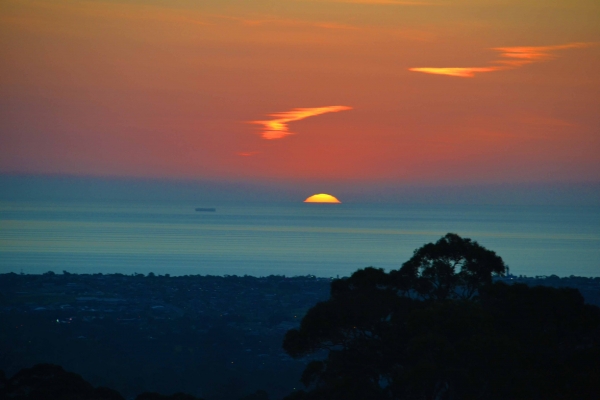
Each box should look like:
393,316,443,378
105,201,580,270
195,207,216,212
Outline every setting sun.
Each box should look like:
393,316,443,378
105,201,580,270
304,194,341,203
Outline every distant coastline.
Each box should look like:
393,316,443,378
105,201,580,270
2,271,599,307
195,207,216,212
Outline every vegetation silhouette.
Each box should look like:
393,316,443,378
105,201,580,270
283,233,600,400
136,392,204,400
0,363,275,400
2,234,600,399
0,363,125,400
0,364,208,400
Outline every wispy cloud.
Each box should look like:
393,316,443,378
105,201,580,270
237,151,260,157
250,106,352,140
408,67,502,77
409,42,593,77
493,43,590,67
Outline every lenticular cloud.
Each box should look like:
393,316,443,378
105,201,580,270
250,106,352,140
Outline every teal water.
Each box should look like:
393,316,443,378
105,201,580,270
0,201,598,277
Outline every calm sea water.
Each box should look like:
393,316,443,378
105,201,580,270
0,201,598,277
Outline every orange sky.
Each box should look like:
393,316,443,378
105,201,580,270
1,0,599,184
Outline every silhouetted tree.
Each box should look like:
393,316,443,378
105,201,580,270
394,233,506,300
0,369,6,389
283,234,600,400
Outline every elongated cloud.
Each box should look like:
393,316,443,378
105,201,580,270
250,106,352,140
409,42,592,77
409,67,503,77
494,43,590,67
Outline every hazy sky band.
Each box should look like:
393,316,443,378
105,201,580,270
0,0,598,183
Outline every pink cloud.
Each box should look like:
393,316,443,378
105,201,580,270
408,66,503,77
249,106,352,140
410,42,593,77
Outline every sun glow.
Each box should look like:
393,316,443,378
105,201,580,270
304,194,342,203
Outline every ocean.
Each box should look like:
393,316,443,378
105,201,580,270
0,201,599,277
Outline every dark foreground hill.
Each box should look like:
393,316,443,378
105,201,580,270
1,266,599,399
0,273,330,399
0,363,207,400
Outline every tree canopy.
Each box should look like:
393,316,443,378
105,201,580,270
283,233,600,400
393,233,506,300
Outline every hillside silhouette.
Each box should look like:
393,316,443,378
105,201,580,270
1,234,600,399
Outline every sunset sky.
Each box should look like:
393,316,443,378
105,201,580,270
1,0,599,185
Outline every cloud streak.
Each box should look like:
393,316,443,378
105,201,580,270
250,106,352,140
408,67,502,77
409,42,592,77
